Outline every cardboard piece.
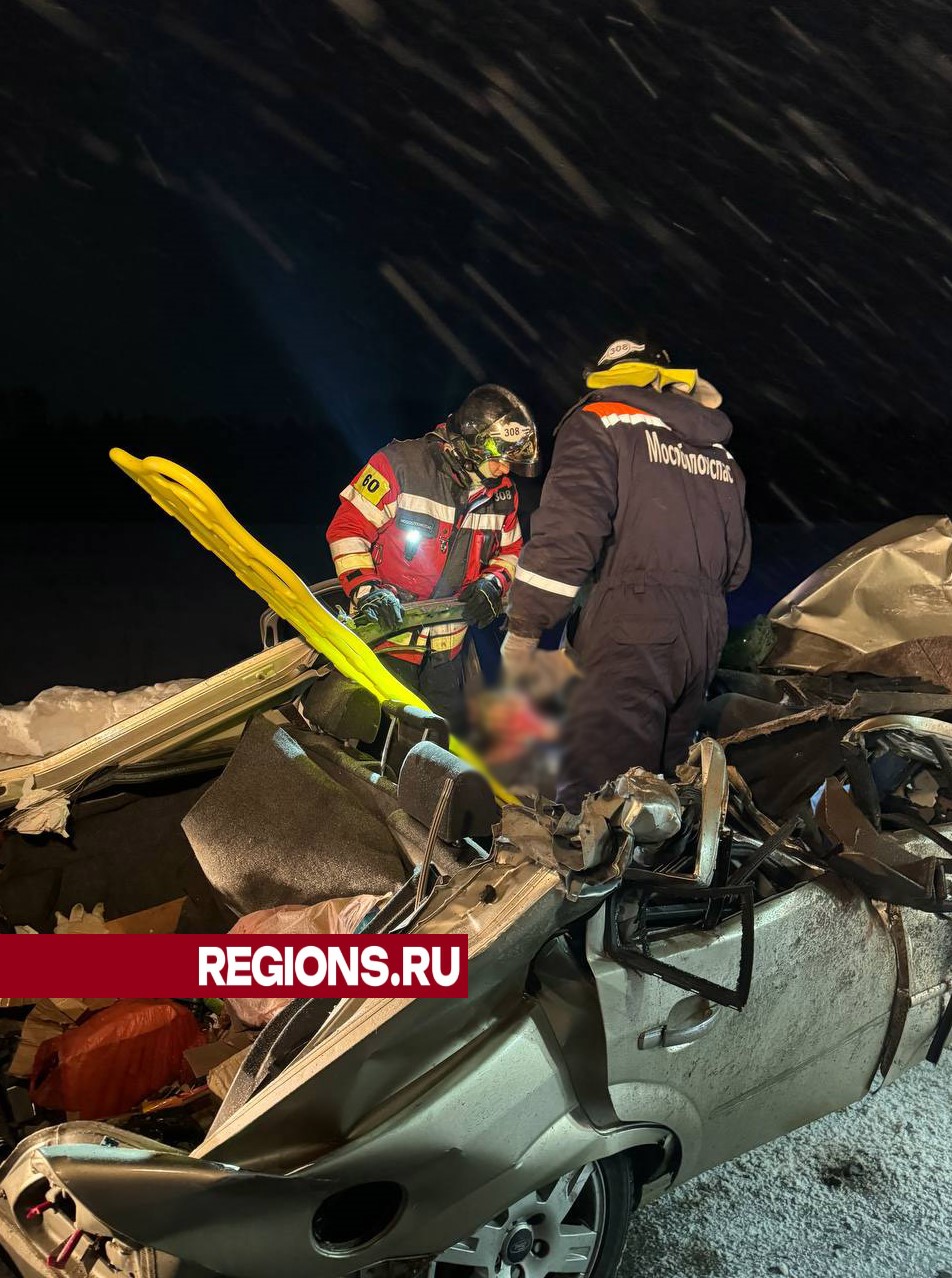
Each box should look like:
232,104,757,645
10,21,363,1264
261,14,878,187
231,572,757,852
105,898,186,935
140,1083,212,1113
9,997,116,1078
184,1030,256,1081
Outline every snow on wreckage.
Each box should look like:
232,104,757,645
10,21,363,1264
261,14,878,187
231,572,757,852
0,465,949,1278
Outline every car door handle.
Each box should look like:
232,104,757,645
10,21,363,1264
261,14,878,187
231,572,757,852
638,996,721,1049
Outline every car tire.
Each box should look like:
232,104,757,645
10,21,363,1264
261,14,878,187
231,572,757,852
587,1154,635,1278
430,1153,635,1278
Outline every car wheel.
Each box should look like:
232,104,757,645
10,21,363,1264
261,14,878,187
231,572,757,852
429,1155,634,1278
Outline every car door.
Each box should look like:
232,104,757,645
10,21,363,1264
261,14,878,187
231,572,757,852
586,872,897,1184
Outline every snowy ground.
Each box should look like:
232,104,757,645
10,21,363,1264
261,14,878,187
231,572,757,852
622,1053,952,1278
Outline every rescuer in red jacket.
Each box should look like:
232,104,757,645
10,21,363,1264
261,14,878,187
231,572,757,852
327,385,539,732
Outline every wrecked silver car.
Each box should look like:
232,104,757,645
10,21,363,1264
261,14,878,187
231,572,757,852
0,495,950,1278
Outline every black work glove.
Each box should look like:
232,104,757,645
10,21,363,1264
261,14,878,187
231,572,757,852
354,585,404,632
458,575,504,628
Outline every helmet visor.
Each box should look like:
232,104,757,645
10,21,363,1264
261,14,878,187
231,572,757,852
482,417,540,476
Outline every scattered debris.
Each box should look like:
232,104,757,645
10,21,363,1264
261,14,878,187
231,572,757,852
8,998,117,1080
29,999,206,1120
54,902,108,934
6,782,70,837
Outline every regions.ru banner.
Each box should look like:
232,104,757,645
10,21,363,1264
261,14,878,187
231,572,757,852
0,934,468,999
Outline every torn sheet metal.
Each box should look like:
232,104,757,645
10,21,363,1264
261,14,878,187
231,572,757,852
0,639,321,814
494,803,561,871
745,714,952,912
570,770,682,873
675,738,728,887
817,635,952,692
713,686,952,821
768,516,952,671
718,690,952,752
816,776,951,914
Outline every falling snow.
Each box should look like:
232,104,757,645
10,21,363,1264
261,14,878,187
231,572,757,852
3,0,952,526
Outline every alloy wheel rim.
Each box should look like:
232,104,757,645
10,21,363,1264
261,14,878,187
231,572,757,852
430,1162,607,1278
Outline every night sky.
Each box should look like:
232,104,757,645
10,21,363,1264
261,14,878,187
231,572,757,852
3,0,952,700
5,0,952,523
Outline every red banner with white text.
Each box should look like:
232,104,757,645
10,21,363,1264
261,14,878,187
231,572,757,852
0,934,468,999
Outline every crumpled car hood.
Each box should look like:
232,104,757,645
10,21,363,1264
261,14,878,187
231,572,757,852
767,515,952,671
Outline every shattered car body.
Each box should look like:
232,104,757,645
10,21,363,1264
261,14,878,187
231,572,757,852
767,515,952,673
709,516,952,821
0,691,950,1277
0,503,950,1278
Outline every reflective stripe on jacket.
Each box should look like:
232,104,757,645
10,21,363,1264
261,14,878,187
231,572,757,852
327,428,523,662
507,386,751,638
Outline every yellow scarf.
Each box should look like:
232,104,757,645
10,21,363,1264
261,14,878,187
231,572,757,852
585,360,698,394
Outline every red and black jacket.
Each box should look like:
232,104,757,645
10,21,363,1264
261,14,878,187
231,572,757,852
327,427,523,663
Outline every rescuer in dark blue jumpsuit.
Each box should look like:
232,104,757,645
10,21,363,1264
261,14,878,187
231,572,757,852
502,337,751,812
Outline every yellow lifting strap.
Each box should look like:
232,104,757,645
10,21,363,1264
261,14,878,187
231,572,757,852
109,449,518,806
